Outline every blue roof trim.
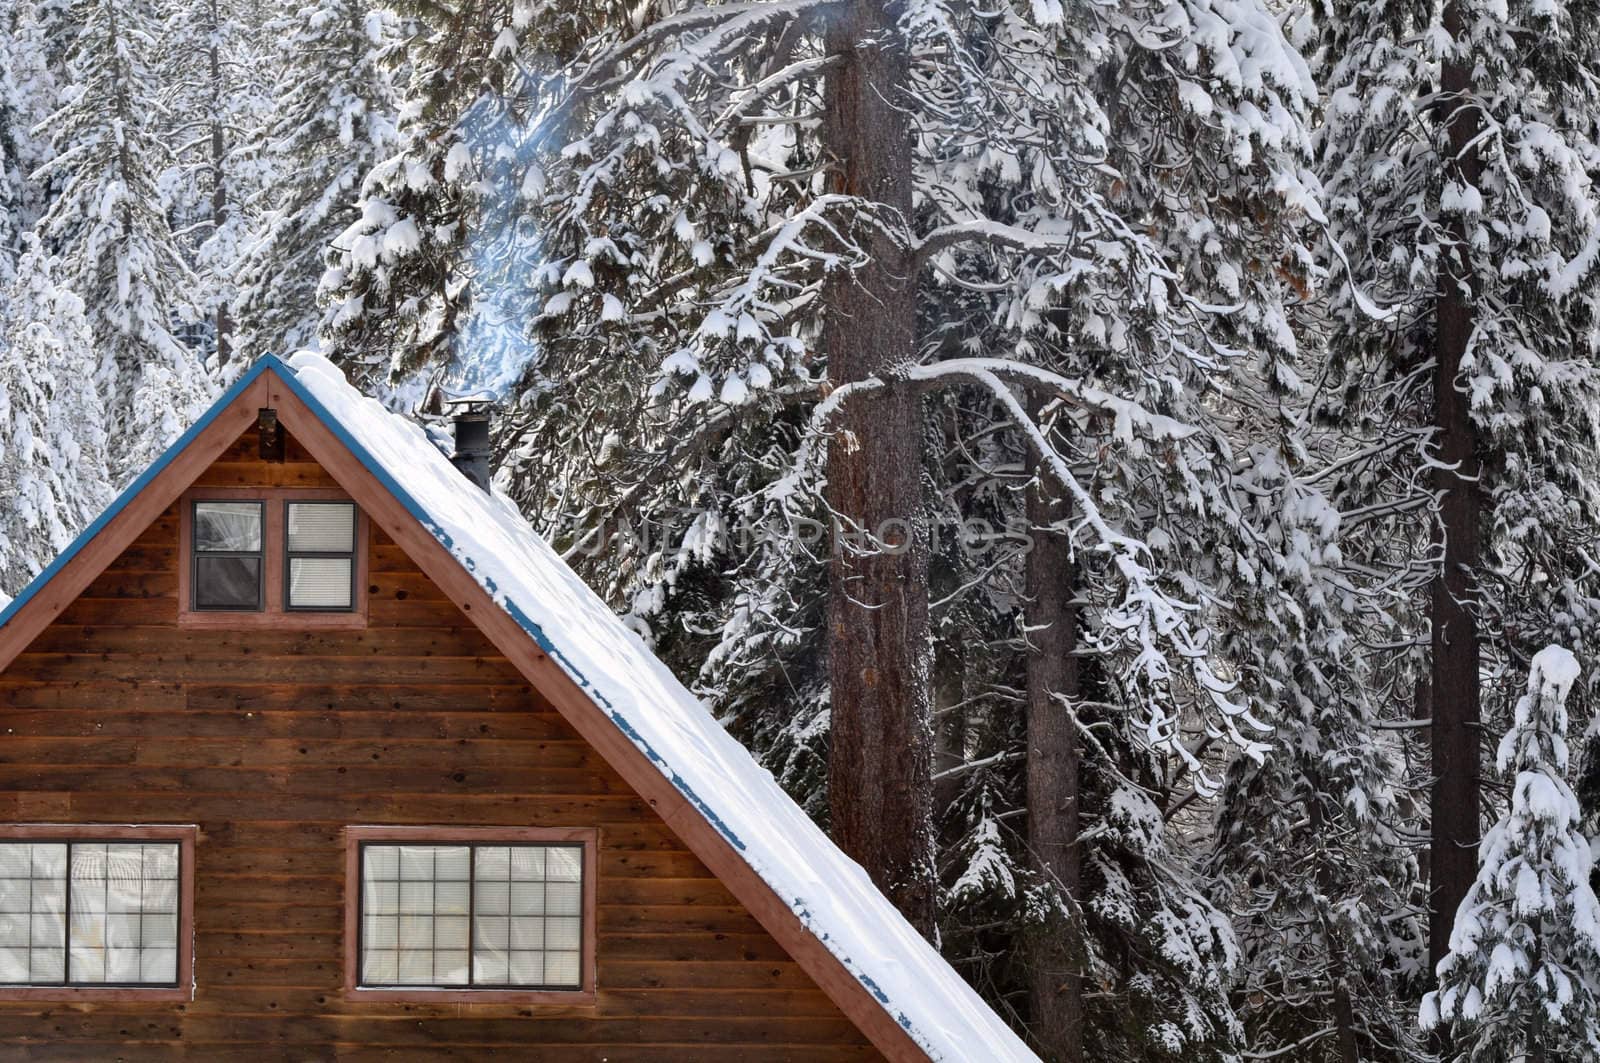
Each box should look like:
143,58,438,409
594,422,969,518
0,356,286,635
267,360,747,854
265,363,961,1039
0,353,939,1058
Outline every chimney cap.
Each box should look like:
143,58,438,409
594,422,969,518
437,389,495,493
425,385,496,416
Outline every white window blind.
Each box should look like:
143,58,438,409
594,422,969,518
286,502,356,610
287,503,355,552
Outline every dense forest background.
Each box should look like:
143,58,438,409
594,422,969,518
8,0,1600,1059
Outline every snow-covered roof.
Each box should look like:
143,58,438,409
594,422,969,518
0,353,1035,1060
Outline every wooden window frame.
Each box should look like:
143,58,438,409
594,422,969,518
0,825,196,1002
189,499,266,612
178,487,368,629
283,501,360,612
342,826,598,1005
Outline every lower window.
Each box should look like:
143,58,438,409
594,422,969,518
346,827,597,1002
0,826,195,998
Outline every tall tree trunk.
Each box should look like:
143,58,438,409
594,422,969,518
1329,964,1361,1063
934,676,967,815
1428,0,1482,988
209,0,231,366
1023,407,1083,1063
1309,799,1362,1063
821,0,936,936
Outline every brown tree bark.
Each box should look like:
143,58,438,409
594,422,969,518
1428,0,1482,991
820,0,935,937
1023,408,1083,1063
1309,800,1362,1063
934,676,967,816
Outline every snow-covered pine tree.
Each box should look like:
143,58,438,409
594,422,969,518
319,0,579,392
1207,438,1427,1060
158,0,276,371
231,0,399,367
1312,0,1600,986
1421,645,1600,1059
325,0,1327,1054
0,0,59,285
33,0,217,482
0,237,113,594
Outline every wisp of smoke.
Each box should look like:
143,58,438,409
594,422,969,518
446,76,560,401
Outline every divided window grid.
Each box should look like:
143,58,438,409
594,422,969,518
0,842,180,988
286,502,357,610
186,495,360,617
191,500,264,611
358,843,584,990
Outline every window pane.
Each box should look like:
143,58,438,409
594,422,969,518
544,950,581,987
509,951,543,984
288,558,353,609
67,842,181,986
0,846,30,877
473,948,509,984
476,848,510,879
363,949,398,983
435,848,469,881
30,949,63,981
547,847,582,882
510,848,545,881
546,881,581,917
0,843,66,985
195,556,262,610
194,502,262,552
140,949,176,982
361,841,584,991
287,502,355,552
364,846,399,881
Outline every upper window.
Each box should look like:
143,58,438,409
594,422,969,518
344,827,596,1003
192,501,265,611
0,826,195,1000
179,489,367,628
286,502,357,610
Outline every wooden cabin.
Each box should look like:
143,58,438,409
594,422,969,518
0,355,1033,1061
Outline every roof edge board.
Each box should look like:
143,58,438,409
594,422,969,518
259,368,934,1062
0,353,1023,1062
0,357,286,635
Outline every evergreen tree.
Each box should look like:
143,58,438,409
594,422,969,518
1312,0,1600,988
33,0,217,482
322,0,1323,1054
319,0,573,390
0,0,59,284
1207,426,1429,1058
158,0,277,371
1422,645,1600,1060
0,237,113,594
231,0,399,365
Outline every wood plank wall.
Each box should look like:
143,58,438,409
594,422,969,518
0,431,882,1061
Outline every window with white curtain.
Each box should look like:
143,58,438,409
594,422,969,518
192,501,264,610
357,842,585,990
0,840,181,988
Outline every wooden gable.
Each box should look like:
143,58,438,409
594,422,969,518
0,378,894,1058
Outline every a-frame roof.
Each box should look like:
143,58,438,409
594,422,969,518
0,353,1038,1063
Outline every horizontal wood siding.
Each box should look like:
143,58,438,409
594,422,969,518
0,430,881,1061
